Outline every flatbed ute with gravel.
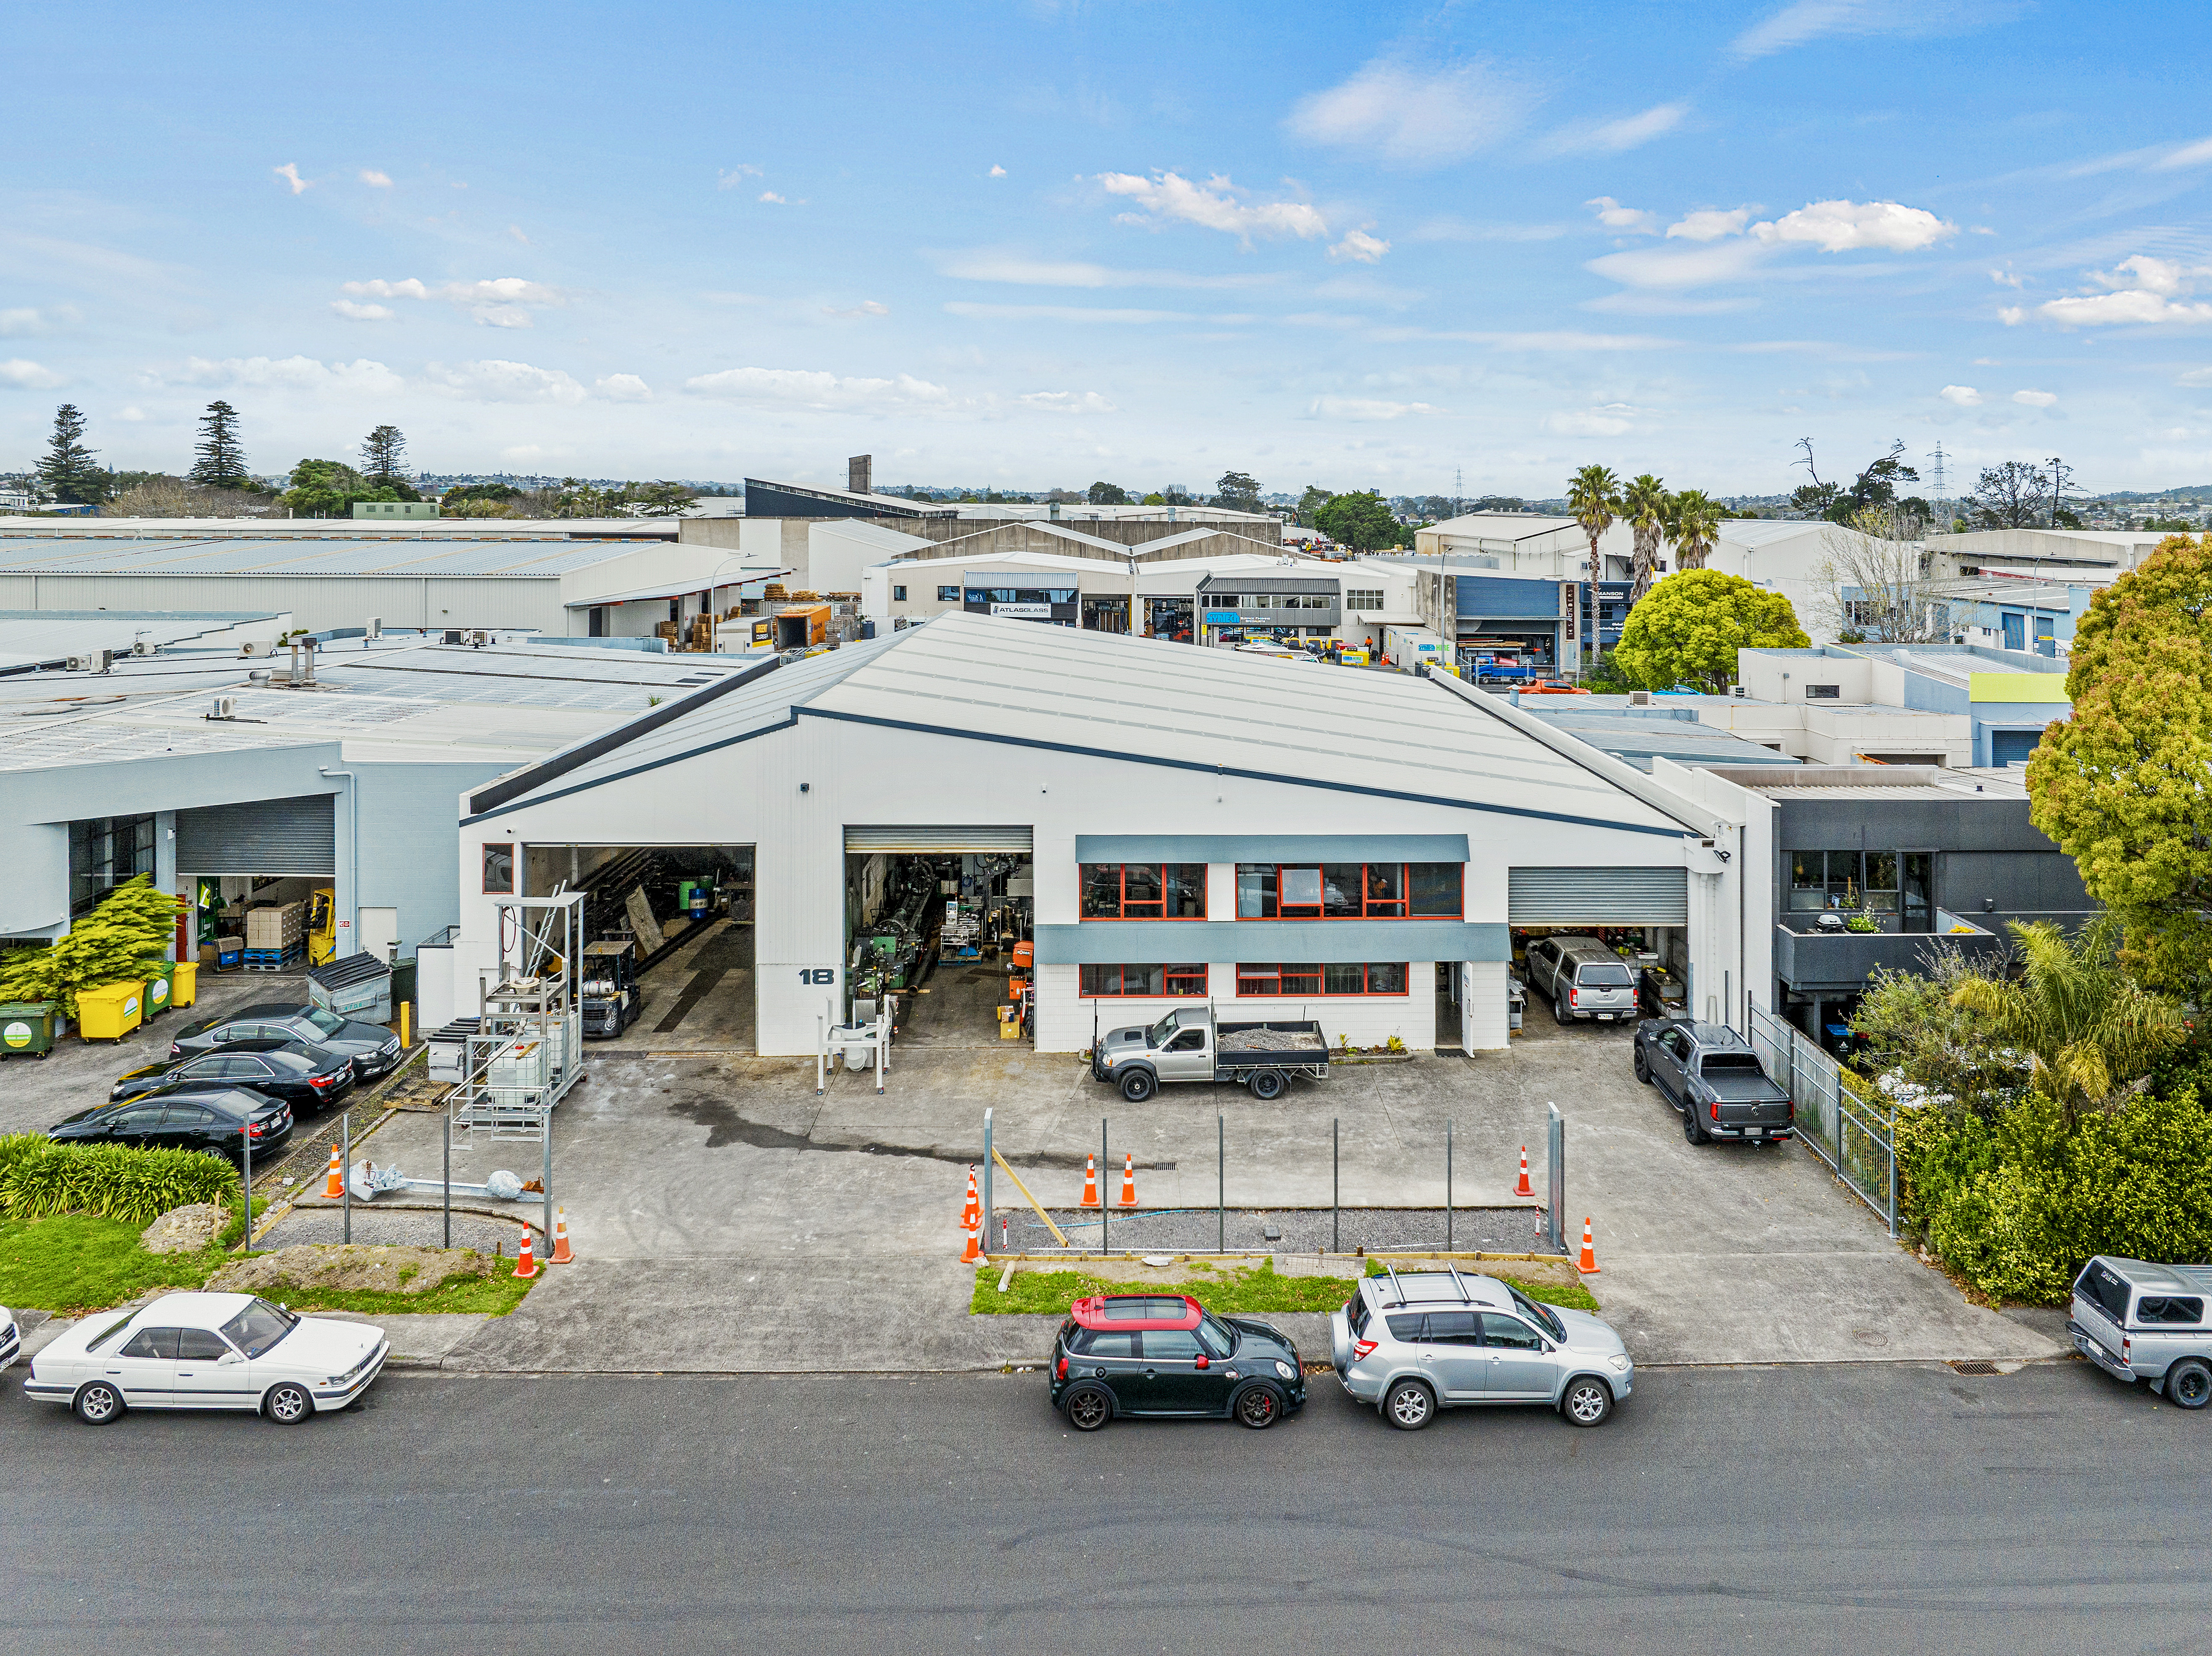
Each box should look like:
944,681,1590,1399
1091,1005,1328,1101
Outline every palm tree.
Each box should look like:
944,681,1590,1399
1949,917,2185,1125
1667,488,1722,570
1621,473,1669,604
1565,464,1622,588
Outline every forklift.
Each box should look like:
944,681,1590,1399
580,939,641,1038
306,887,337,966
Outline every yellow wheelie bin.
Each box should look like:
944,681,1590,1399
77,981,147,1042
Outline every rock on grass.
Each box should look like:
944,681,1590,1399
140,1203,227,1255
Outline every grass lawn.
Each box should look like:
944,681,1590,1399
972,1258,1604,1318
267,1273,534,1317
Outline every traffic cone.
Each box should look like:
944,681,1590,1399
1515,1146,1534,1199
513,1226,539,1279
1578,1216,1599,1275
550,1207,574,1265
1078,1155,1100,1208
323,1143,343,1198
960,1164,980,1230
1116,1151,1137,1208
960,1213,983,1264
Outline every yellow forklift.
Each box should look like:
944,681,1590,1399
307,887,338,966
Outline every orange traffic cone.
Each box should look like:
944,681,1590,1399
1116,1151,1137,1208
1078,1155,1100,1208
1578,1216,1599,1275
550,1206,575,1265
513,1226,539,1279
960,1164,980,1230
1515,1146,1534,1199
323,1143,343,1198
960,1213,983,1263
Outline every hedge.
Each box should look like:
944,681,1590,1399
1899,1089,2212,1304
0,1134,241,1226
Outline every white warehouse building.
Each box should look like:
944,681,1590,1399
447,614,1758,1059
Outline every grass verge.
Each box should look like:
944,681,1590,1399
1364,1256,1602,1312
974,1259,1355,1317
263,1272,534,1317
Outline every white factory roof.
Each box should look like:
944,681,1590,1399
469,612,1690,840
0,610,285,674
0,536,668,579
0,517,673,541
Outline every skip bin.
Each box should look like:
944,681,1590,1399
308,950,392,1024
170,960,198,1009
78,980,147,1041
142,960,177,1018
0,1000,57,1058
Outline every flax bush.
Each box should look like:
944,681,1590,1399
0,1137,240,1226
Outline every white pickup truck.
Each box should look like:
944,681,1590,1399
1090,1005,1329,1102
2069,1255,2212,1409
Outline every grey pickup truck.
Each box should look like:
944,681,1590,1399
2069,1255,2212,1409
1633,1019,1795,1145
1091,1005,1329,1102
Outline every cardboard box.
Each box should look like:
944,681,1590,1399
244,903,304,947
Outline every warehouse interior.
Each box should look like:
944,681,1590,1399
844,836,1034,1047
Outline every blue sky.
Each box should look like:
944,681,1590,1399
6,0,2212,499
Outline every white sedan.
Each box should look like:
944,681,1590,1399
24,1291,387,1425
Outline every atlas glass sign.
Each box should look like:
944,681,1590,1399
990,603,1053,619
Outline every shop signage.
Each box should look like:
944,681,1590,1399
990,603,1052,619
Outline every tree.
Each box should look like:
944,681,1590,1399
1294,484,1334,527
358,424,410,487
1610,569,1809,693
1666,488,1722,570
190,401,251,490
278,457,397,518
101,476,259,519
2028,534,2212,994
626,480,698,517
1565,464,1621,588
1620,473,1669,604
1312,489,1403,552
1086,481,1129,505
1812,506,1953,643
1949,917,2185,1125
36,404,104,505
1969,461,2048,528
1212,471,1263,512
1791,437,1919,523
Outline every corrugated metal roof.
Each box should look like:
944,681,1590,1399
0,610,282,673
0,537,654,578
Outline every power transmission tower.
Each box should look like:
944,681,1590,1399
1927,443,1947,513
1455,465,1463,519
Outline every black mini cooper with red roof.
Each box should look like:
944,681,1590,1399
1050,1293,1307,1431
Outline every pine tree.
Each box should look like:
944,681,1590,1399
190,400,250,489
359,424,409,484
36,404,105,505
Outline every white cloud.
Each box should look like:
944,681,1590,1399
1583,292,1759,315
594,373,652,401
2178,367,2212,387
683,366,955,411
0,305,80,337
1015,390,1116,414
475,306,534,328
1539,103,1688,157
1587,238,1771,289
989,165,1007,177
2013,388,2058,406
1667,207,1753,242
943,302,1191,324
2027,258,2212,327
119,406,144,421
360,169,392,188
1751,199,1954,252
1730,0,2027,61
1939,384,1982,405
758,190,804,205
1096,172,1328,244
273,162,309,195
0,359,63,390
936,252,1277,289
330,300,395,321
1329,230,1390,264
2151,135,2212,172
342,278,431,300
1998,305,2026,325
2095,254,2191,295
339,276,564,327
823,300,891,318
1307,396,1444,420
1289,58,1534,166
506,224,530,244
1991,267,2022,288
422,359,588,404
1546,405,1637,436
1586,197,1659,234
716,165,763,188
163,355,404,394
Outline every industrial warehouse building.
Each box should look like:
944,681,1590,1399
449,613,1756,1057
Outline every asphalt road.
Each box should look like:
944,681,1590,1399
3,1360,2205,1653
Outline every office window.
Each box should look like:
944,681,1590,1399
1805,684,1841,700
1345,589,1383,609
1080,863,1208,919
1080,963,1208,997
936,585,959,601
69,814,157,917
482,842,516,895
1236,963,1407,997
1788,850,1896,913
1235,862,1460,919
892,585,907,601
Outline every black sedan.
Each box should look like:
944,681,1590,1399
50,1087,292,1167
169,1002,402,1078
112,1037,354,1110
1050,1293,1307,1431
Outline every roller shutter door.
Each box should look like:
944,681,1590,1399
1509,866,1687,926
176,794,336,875
843,825,1034,854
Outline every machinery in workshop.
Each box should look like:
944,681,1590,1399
579,939,640,1038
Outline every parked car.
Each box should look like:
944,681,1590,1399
1633,1020,1795,1145
170,1002,402,1079
23,1291,387,1424
1050,1293,1306,1430
1091,1005,1330,1101
1330,1266,1631,1429
50,1088,292,1166
2069,1255,2212,1409
1523,936,1638,1023
112,1038,354,1110
1,1305,18,1371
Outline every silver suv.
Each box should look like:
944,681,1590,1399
1329,1266,1633,1428
1523,936,1638,1023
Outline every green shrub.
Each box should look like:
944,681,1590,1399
0,1140,240,1226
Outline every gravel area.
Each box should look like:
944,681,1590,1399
260,1207,533,1255
997,1205,1561,1256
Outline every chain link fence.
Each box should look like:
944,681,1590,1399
1748,1001,1897,1235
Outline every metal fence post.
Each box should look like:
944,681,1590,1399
1446,1118,1454,1253
240,1115,253,1253
1332,1117,1339,1255
1100,1117,1109,1258
983,1107,994,1237
542,1122,553,1254
1547,1104,1564,1254
1217,1114,1225,1254
1887,1118,1900,1237
442,1105,452,1250
340,1109,351,1245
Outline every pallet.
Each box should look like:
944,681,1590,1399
243,945,304,971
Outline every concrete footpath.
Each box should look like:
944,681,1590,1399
263,1014,2061,1375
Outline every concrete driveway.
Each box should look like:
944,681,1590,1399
299,1009,2057,1374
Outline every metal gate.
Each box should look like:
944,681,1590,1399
843,826,1033,854
1507,866,1688,926
1748,1000,1897,1234
176,794,336,875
